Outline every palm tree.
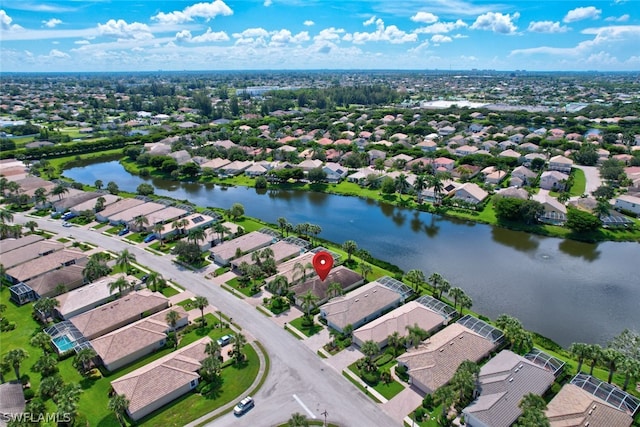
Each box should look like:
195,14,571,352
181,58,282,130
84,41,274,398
200,355,222,382
32,353,58,376
595,199,611,219
232,333,247,363
153,223,165,246
618,357,640,391
308,224,322,246
515,393,549,427
360,340,379,372
145,271,165,292
109,277,130,297
448,287,466,312
0,209,14,224
414,174,427,203
288,412,310,427
427,272,443,295
213,222,230,244
3,348,29,380
300,290,319,320
194,295,209,329
277,217,288,236
108,393,130,427
602,348,623,384
292,262,306,284
342,240,357,262
73,348,97,375
94,179,103,190
205,340,221,359
327,282,343,299
50,183,69,200
387,331,403,356
267,275,289,296
586,344,603,375
115,248,136,274
166,310,180,348
405,324,428,349
34,187,48,206
187,227,206,246
33,297,59,322
434,385,456,418
0,360,10,384
429,173,445,205
261,247,274,260
30,331,53,354
359,262,372,281
24,220,38,232
132,215,149,232
394,173,410,195
460,294,473,313
54,383,82,425
404,269,425,292
82,256,111,282
569,342,590,373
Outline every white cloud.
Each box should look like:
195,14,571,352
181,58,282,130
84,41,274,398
97,19,153,40
42,18,62,28
264,0,272,6
408,41,430,53
605,14,629,23
304,20,314,26
411,12,438,24
269,29,309,47
453,33,468,39
346,18,417,44
527,21,568,33
431,34,452,43
1,10,23,31
314,27,344,42
232,27,269,46
363,16,376,26
152,0,233,24
414,20,467,34
48,49,69,58
471,12,519,34
176,28,229,43
563,6,601,23
74,40,90,45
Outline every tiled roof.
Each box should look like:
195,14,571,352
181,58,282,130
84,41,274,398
546,384,633,427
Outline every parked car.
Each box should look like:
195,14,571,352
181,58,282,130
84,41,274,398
143,234,157,243
62,222,73,228
118,228,130,236
62,212,77,221
217,334,233,347
233,396,254,416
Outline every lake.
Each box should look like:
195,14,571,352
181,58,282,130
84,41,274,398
63,160,640,347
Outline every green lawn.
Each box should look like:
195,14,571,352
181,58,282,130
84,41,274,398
160,286,180,298
225,277,259,297
345,361,404,401
289,316,324,337
233,217,267,233
124,232,145,243
570,168,586,196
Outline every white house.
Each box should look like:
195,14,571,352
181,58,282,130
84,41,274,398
614,194,640,215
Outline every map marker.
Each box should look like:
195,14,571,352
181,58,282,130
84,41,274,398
312,251,333,281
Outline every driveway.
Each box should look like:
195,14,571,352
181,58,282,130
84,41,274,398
574,164,601,196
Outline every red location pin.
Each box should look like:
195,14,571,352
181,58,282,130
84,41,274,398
312,251,333,281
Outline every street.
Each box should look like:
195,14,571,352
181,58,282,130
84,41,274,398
12,213,399,427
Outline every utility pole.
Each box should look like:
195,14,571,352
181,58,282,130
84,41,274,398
321,409,328,427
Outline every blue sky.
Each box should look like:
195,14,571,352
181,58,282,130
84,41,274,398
1,1,638,72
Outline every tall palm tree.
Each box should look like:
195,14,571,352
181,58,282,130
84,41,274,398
187,227,206,246
115,249,136,274
619,357,640,391
34,187,48,206
300,290,319,319
232,333,247,363
213,222,230,244
387,331,403,356
108,393,130,427
405,324,428,349
359,262,372,281
277,217,288,236
586,344,603,376
153,223,165,246
73,348,97,375
360,340,379,372
145,271,164,292
54,383,82,425
569,342,590,373
394,173,410,195
448,287,466,312
0,209,14,224
429,173,445,205
109,277,130,297
3,348,29,380
342,240,357,262
30,332,52,354
428,272,443,295
194,295,209,329
268,275,289,296
82,256,111,282
166,310,180,348
404,269,425,291
205,340,221,359
132,215,149,232
327,282,343,299
308,224,322,245
602,348,623,384
434,385,456,418
33,297,59,322
414,174,427,204
50,183,69,200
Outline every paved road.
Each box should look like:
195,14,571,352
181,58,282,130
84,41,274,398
14,214,398,427
573,164,601,197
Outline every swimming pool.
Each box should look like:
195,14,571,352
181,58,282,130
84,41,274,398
52,335,75,352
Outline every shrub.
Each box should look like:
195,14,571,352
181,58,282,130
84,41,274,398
375,353,393,366
423,393,434,410
414,407,425,422
23,388,35,400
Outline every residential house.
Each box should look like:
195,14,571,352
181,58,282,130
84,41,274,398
421,180,459,203
484,170,507,185
498,149,522,161
291,265,364,309
510,165,537,187
353,300,448,348
110,337,212,421
438,125,456,136
614,194,640,215
220,160,252,176
69,194,119,214
92,306,188,372
298,159,323,172
200,158,231,171
5,249,86,285
0,234,43,253
70,290,169,340
545,374,638,427
319,277,410,333
347,167,381,185
168,150,192,165
453,183,488,205
397,316,503,394
95,199,145,223
416,140,437,152
495,187,529,200
202,221,240,250
157,212,216,240
539,171,569,191
55,274,130,319
322,163,348,183
244,163,268,177
455,145,479,156
264,252,316,286
549,155,573,173
0,382,26,423
230,240,303,270
208,231,275,266
1,240,64,270
433,157,456,172
537,195,567,225
462,350,557,427
108,202,167,227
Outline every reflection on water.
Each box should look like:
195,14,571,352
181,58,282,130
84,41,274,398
62,160,640,346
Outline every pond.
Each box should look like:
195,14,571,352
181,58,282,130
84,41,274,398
63,160,640,347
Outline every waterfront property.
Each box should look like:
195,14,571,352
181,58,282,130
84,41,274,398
230,240,303,270
208,230,275,266
110,337,213,421
397,315,503,395
291,265,364,309
462,349,558,427
94,198,145,223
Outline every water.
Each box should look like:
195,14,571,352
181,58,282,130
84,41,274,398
63,160,640,347
53,335,74,352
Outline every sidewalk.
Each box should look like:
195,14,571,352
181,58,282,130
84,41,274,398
342,367,387,403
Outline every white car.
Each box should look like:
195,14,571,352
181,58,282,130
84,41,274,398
62,222,73,228
233,396,254,416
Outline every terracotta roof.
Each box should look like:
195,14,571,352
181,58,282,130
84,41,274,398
209,231,273,262
291,265,363,303
546,384,633,427
6,249,86,282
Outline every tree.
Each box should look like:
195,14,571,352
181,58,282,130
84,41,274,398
3,348,29,380
434,385,456,418
569,342,590,373
39,374,63,399
515,393,549,427
602,347,623,383
496,314,533,354
268,275,289,296
54,383,82,425
0,208,14,225
414,175,427,203
359,262,372,281
288,412,310,427
108,393,130,427
115,248,136,273
405,323,428,348
360,340,379,372
109,277,130,297
566,208,601,232
230,202,245,220
187,227,206,246
194,295,209,329
586,344,603,375
277,217,288,236
30,331,53,354
33,297,59,322
153,223,165,246
404,269,425,291
106,181,120,194
50,183,70,200
24,220,38,232
429,173,445,205
618,357,640,391
146,271,165,292
32,353,58,376
308,167,327,183
136,183,154,196
327,282,343,299
132,214,149,232
300,290,319,319
34,187,48,206
232,333,247,363
73,348,97,376
594,199,611,219
387,331,403,356
380,177,395,194
94,179,103,190
448,287,466,312
82,256,111,282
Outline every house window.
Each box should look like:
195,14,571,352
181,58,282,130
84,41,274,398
190,379,198,388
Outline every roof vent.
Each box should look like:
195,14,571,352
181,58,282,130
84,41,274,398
592,405,596,410
508,378,514,382
440,348,445,352
518,364,523,369
450,341,454,345
355,299,359,302
588,410,593,415
364,294,368,297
